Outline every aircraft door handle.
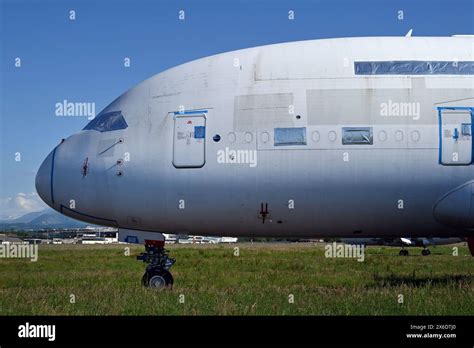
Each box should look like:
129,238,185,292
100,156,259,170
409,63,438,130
453,128,459,141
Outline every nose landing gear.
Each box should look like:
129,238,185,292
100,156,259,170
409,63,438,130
137,240,176,289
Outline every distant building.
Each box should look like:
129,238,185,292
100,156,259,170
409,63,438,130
81,231,118,244
163,234,178,244
0,234,26,245
175,235,238,244
61,238,78,244
24,238,49,245
219,237,238,243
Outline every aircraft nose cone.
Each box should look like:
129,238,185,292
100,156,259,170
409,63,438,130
35,149,55,208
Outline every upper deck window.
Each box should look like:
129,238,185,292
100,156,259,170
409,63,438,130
354,61,474,75
83,111,128,132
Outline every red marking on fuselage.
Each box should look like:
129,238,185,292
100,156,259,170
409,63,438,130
82,157,89,177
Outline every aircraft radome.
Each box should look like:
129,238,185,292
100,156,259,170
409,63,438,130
36,35,474,288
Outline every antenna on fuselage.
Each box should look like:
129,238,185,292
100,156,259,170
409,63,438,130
405,29,413,37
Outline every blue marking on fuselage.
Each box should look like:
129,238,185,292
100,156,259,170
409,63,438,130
173,110,208,115
50,146,57,204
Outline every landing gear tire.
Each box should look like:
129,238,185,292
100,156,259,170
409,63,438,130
421,249,431,256
142,269,174,289
399,249,409,256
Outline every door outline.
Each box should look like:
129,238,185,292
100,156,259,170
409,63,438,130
438,106,474,165
172,113,207,169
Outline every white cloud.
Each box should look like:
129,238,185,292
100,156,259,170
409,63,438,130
0,192,47,219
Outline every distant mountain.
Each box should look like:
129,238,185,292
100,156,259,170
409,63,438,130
0,209,93,230
10,210,48,224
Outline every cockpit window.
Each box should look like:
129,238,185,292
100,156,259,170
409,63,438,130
83,111,128,132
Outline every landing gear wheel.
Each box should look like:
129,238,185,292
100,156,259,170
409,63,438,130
421,249,431,256
399,249,409,256
142,269,174,289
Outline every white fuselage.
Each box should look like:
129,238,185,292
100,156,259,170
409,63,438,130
36,36,474,239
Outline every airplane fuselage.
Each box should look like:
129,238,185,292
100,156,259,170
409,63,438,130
36,36,474,239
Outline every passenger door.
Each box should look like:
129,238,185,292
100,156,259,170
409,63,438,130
439,108,473,165
173,114,206,168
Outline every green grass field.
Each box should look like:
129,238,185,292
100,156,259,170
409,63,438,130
0,243,472,315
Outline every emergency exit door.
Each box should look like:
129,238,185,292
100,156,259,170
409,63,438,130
173,114,206,168
439,107,473,165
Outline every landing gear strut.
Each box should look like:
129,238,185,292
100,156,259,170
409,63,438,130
421,248,431,256
137,240,175,289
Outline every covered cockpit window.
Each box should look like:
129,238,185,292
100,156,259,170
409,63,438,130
83,111,128,132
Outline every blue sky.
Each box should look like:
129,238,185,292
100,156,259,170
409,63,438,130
1,0,473,218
